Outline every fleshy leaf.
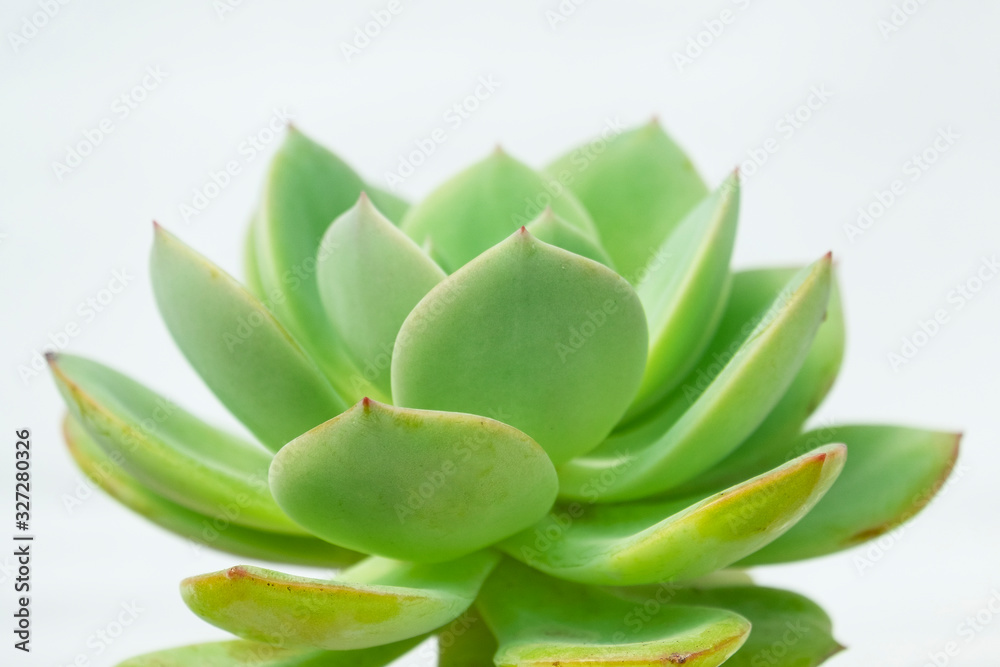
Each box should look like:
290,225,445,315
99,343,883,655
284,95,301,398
181,552,499,650
48,353,303,535
392,228,648,464
438,609,498,667
63,416,361,566
608,584,843,667
243,213,267,299
740,425,960,564
316,195,446,401
250,128,376,399
270,399,558,562
546,119,708,280
400,149,598,272
667,269,846,496
501,445,844,585
558,255,832,501
477,559,750,667
525,208,614,267
626,174,739,418
116,637,420,666
152,225,347,451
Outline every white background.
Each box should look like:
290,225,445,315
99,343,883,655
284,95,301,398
1,1,998,665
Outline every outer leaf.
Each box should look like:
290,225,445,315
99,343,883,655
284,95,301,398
626,174,739,418
667,269,846,496
251,128,375,399
525,208,614,267
608,585,843,667
316,194,446,401
116,637,420,667
740,425,960,564
244,213,267,299
438,608,498,667
181,552,499,650
152,225,347,451
63,416,361,567
500,445,845,585
558,255,832,501
546,119,708,279
392,228,648,464
400,149,598,272
270,399,557,563
48,353,303,535
477,559,750,667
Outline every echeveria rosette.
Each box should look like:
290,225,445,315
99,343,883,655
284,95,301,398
48,119,960,667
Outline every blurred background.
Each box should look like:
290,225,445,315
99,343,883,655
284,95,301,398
1,0,998,664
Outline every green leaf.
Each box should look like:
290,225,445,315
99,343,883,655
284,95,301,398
438,609,498,667
546,119,708,280
400,148,598,272
525,208,615,268
270,399,558,562
251,127,376,399
477,559,751,667
626,174,739,419
392,228,648,464
558,255,832,501
316,195,446,400
116,637,420,667
367,186,411,224
500,445,844,585
152,225,347,451
243,213,267,299
181,552,499,650
667,269,846,496
740,425,960,565
48,353,303,535
607,584,843,667
62,416,362,567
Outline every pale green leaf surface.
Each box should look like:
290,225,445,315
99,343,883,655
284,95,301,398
501,445,845,585
608,584,842,667
400,149,597,272
559,256,832,501
367,186,411,223
270,399,558,562
317,195,445,400
392,229,648,464
740,425,960,565
477,559,750,667
49,353,303,534
251,128,375,399
116,637,420,667
63,416,362,566
626,174,739,417
546,119,708,279
181,552,499,650
152,225,347,451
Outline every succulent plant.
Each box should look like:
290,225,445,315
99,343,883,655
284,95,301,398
50,120,960,667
